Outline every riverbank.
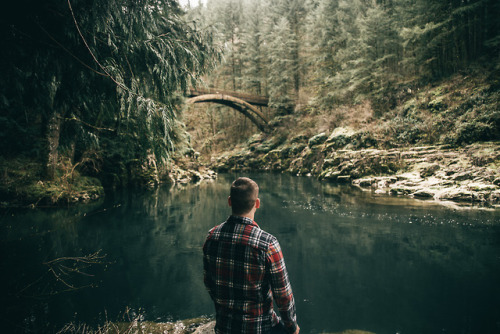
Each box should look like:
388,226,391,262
211,135,500,208
0,156,216,208
59,319,374,334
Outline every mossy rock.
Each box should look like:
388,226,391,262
308,132,328,147
290,133,309,144
420,163,441,177
290,143,307,155
255,136,286,154
20,176,104,206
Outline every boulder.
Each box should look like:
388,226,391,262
452,172,473,181
420,164,440,177
413,189,435,198
290,133,309,143
355,178,374,187
308,132,328,147
325,127,358,149
438,188,474,202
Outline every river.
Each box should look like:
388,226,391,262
1,173,499,333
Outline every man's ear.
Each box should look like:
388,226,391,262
255,198,260,209
228,196,232,207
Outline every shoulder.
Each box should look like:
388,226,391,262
205,223,223,239
257,227,276,243
251,227,279,251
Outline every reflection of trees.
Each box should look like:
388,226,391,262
1,174,498,333
260,177,500,333
0,201,106,332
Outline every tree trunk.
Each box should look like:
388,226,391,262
44,110,62,180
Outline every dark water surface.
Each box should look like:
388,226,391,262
1,173,499,333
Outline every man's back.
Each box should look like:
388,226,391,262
203,215,297,334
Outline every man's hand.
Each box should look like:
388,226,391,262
293,325,300,334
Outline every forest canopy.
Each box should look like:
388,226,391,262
0,0,219,181
1,0,499,192
183,0,499,154
187,0,499,110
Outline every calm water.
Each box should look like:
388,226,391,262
1,173,499,334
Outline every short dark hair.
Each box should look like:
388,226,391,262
230,177,259,215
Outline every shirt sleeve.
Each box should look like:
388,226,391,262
203,237,214,300
266,237,298,333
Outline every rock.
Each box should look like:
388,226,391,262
321,170,342,181
327,127,357,142
337,175,351,183
190,171,202,182
438,188,474,202
255,137,284,154
325,127,358,149
290,134,308,143
490,191,500,204
247,133,263,145
308,132,328,147
207,138,500,207
413,189,435,198
420,163,440,177
466,183,497,191
445,169,457,176
193,321,216,334
452,172,473,181
375,177,398,189
390,185,417,195
356,178,374,187
290,143,307,155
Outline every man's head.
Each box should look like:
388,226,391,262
229,177,260,216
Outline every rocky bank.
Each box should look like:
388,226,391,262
91,319,373,334
211,128,500,208
0,156,216,208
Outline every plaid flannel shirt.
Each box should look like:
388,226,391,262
203,215,297,334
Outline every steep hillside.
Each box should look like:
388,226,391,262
185,70,500,208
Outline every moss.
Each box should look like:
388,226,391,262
0,157,104,207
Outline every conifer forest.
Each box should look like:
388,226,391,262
1,2,500,334
0,0,499,202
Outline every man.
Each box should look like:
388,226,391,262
203,177,300,334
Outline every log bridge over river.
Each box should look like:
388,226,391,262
186,88,269,132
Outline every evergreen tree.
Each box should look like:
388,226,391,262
269,0,307,98
0,0,218,179
240,0,266,95
305,0,342,108
267,17,295,114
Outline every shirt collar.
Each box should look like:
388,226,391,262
228,215,259,228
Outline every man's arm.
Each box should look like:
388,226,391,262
266,237,299,334
203,239,214,299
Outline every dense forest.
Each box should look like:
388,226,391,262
0,0,219,203
1,0,499,206
184,0,500,155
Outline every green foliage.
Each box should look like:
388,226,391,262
0,156,104,206
1,0,219,171
181,0,499,157
267,17,296,114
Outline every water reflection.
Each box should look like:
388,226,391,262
0,173,499,334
